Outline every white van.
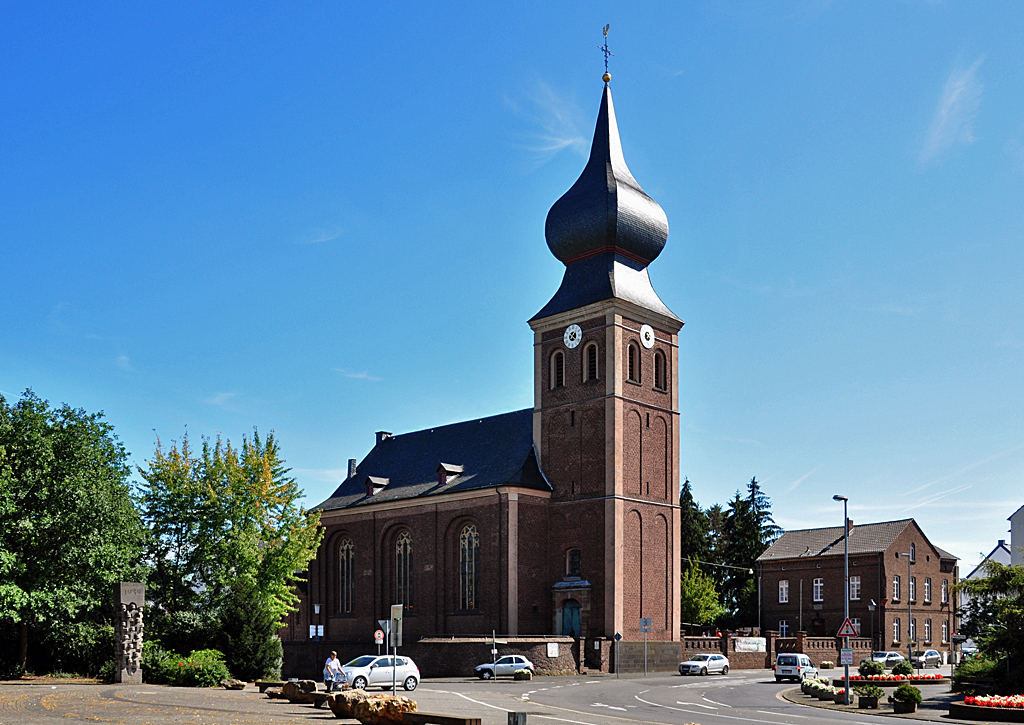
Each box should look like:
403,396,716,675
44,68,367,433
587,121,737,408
774,653,817,682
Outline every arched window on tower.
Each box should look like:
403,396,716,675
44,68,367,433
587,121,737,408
396,531,413,610
339,538,355,614
627,343,640,383
583,342,598,382
550,350,565,389
460,524,480,610
653,350,667,391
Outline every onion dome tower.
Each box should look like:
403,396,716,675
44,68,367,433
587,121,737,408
531,80,679,323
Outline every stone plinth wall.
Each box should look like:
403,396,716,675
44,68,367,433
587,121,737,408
283,637,578,680
765,632,873,668
614,641,681,673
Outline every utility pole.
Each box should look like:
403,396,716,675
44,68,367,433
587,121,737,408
833,495,850,706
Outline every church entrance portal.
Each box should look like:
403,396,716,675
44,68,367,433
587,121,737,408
561,600,581,637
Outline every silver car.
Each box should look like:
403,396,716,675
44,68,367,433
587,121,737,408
911,649,942,668
474,655,535,680
679,653,730,676
861,651,905,668
341,655,420,691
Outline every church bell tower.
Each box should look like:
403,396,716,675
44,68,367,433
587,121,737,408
530,77,683,642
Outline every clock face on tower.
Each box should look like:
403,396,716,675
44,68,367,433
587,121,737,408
640,324,655,349
563,324,582,349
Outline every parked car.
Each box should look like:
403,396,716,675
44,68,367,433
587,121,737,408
679,653,730,676
474,655,535,680
860,651,905,668
774,653,818,682
911,650,942,668
340,655,420,691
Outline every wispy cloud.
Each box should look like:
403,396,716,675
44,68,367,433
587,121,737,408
296,227,344,245
785,467,820,493
903,440,1024,496
901,483,973,512
920,56,984,164
204,391,237,406
333,368,382,381
115,355,133,371
505,81,588,165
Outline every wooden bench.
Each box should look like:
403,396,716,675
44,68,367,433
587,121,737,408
254,680,285,693
403,713,482,725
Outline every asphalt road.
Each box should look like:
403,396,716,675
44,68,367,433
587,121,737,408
0,670,972,725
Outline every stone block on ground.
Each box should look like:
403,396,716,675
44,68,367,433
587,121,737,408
264,687,286,699
354,694,417,724
330,689,371,718
220,678,246,690
282,680,319,703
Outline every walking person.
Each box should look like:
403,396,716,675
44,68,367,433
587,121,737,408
324,651,343,692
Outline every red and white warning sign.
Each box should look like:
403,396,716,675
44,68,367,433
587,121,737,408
836,618,859,637
374,629,385,644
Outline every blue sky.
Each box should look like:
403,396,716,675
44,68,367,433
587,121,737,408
2,1,1022,572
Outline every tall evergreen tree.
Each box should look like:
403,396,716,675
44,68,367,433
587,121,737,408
720,477,783,625
679,477,709,565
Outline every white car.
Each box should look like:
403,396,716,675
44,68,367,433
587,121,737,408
861,651,905,668
341,655,420,691
474,655,535,679
774,653,817,682
679,653,730,676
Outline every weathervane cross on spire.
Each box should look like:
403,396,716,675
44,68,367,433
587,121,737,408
600,24,613,82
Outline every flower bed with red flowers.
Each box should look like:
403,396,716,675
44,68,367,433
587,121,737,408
833,674,948,687
964,695,1024,708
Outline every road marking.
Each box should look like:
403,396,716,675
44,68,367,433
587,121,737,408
450,692,511,712
533,716,600,725
678,701,718,709
634,694,785,724
757,711,807,718
703,696,732,707
591,702,627,711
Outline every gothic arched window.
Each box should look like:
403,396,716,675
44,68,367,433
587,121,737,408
583,343,598,382
339,538,355,614
460,524,480,610
395,531,413,610
627,343,640,383
550,350,565,389
653,350,667,391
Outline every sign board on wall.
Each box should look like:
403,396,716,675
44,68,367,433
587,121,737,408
733,637,766,653
547,643,559,658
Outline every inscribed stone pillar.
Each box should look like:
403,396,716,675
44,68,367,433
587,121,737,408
114,582,145,684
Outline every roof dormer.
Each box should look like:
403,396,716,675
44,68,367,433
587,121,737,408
437,462,464,486
365,476,389,497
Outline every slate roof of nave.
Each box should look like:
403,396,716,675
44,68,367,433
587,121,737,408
757,518,958,562
313,408,551,512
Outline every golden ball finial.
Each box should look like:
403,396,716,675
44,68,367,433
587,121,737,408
603,72,611,83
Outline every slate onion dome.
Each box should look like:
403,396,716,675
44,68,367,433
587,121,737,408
544,81,669,268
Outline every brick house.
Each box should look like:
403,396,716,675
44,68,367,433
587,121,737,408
279,81,684,675
757,518,958,661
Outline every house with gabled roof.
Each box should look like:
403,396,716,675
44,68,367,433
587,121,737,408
757,518,958,660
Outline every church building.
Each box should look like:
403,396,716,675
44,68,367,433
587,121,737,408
282,77,684,672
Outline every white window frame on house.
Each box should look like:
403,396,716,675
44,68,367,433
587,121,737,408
910,543,916,562
925,618,932,642
942,579,949,604
779,620,790,637
893,575,901,601
779,579,789,603
910,576,917,602
851,618,861,636
909,618,916,642
894,617,901,643
850,575,861,600
924,577,932,603
812,577,823,602
942,620,948,643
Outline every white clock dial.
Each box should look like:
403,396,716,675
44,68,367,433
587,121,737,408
563,324,582,349
639,324,655,349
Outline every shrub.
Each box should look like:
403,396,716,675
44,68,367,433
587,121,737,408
219,578,283,681
859,660,884,677
854,684,884,698
891,661,914,676
820,660,835,669
97,660,116,684
168,650,231,688
890,683,922,704
141,641,179,685
146,609,220,659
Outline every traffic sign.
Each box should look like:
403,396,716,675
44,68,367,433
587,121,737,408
836,618,859,637
374,629,384,644
840,648,854,666
952,634,967,644
613,633,622,641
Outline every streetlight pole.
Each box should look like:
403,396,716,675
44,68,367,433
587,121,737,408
833,495,850,705
901,552,912,670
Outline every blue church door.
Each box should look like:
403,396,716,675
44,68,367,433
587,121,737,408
561,600,581,638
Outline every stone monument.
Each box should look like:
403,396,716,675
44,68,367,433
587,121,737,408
114,582,145,684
